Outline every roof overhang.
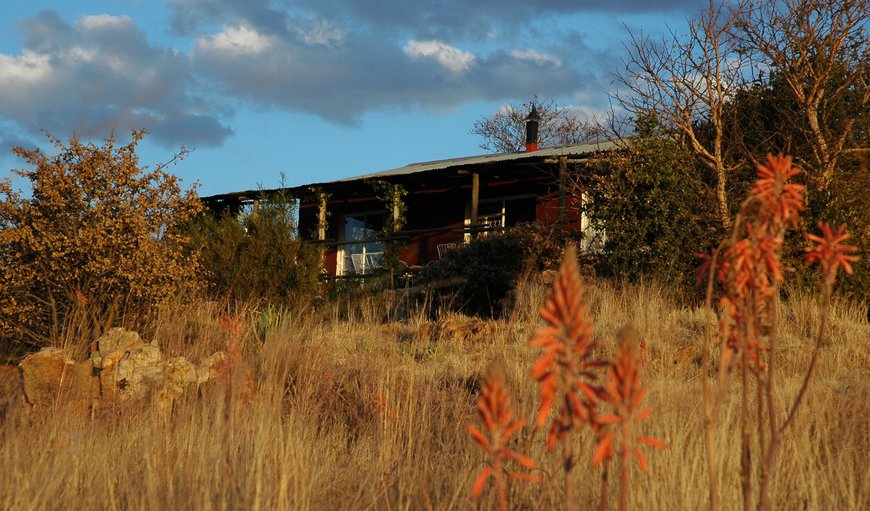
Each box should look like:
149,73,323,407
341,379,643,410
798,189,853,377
201,141,618,206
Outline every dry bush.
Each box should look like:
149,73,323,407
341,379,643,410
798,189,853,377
0,130,202,355
417,222,576,317
187,191,322,306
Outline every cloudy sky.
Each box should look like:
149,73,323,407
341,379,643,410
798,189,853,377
0,0,706,195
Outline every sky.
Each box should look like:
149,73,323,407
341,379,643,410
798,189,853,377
0,0,708,196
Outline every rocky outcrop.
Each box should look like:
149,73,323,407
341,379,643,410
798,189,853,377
18,328,231,410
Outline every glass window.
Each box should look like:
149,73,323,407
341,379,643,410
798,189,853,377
341,213,384,274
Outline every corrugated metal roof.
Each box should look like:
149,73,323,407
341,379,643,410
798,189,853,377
324,140,617,185
201,141,618,202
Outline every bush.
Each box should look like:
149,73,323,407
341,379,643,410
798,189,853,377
416,223,576,317
0,130,203,352
582,131,719,286
188,191,322,306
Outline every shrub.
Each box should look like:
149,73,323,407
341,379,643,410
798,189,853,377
188,191,322,306
0,130,203,353
582,126,719,285
416,223,575,317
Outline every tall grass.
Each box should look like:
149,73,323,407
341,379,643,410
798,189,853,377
1,275,867,510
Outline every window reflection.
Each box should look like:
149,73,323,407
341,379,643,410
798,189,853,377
342,213,384,274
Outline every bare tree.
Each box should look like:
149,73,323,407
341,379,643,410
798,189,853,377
614,1,748,230
471,97,600,153
733,0,869,190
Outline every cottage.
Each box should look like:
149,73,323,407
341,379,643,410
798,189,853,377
202,116,615,277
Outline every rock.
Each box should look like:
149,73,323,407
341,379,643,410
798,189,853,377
19,348,97,407
16,328,245,411
197,351,227,383
91,328,164,401
436,315,496,344
91,328,142,366
153,357,198,410
538,269,559,286
158,356,198,408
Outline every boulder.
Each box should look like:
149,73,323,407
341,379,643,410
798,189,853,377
156,356,198,408
198,351,228,383
433,315,496,344
19,348,97,407
91,328,164,401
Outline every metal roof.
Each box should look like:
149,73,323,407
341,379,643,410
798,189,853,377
201,141,618,202
328,140,617,184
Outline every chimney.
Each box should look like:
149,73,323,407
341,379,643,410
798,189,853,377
524,104,540,152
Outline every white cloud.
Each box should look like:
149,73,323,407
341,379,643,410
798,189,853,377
195,24,275,57
510,49,561,67
77,14,134,31
404,39,476,73
495,103,518,116
0,51,53,86
0,12,231,148
295,18,345,47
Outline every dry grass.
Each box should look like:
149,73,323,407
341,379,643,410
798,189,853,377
0,278,867,510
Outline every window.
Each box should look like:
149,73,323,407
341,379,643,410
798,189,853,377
339,212,385,274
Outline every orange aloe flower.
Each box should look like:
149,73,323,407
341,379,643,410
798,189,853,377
751,154,804,228
700,154,804,297
806,222,860,285
593,337,666,470
715,297,754,369
593,337,665,511
530,244,605,450
466,363,538,505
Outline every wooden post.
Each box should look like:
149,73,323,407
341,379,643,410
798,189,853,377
471,172,480,239
391,192,401,233
558,156,567,226
389,190,401,289
316,192,327,272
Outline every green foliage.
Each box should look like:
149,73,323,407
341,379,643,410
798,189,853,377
583,123,718,284
189,191,322,305
0,130,203,350
417,223,576,317
370,180,409,286
720,69,869,301
802,160,870,302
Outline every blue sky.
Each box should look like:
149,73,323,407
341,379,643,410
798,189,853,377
0,0,705,196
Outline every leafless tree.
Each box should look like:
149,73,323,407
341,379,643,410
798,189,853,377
471,97,601,153
614,1,748,230
733,0,869,190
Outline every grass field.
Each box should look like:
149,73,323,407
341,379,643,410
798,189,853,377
1,276,867,510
